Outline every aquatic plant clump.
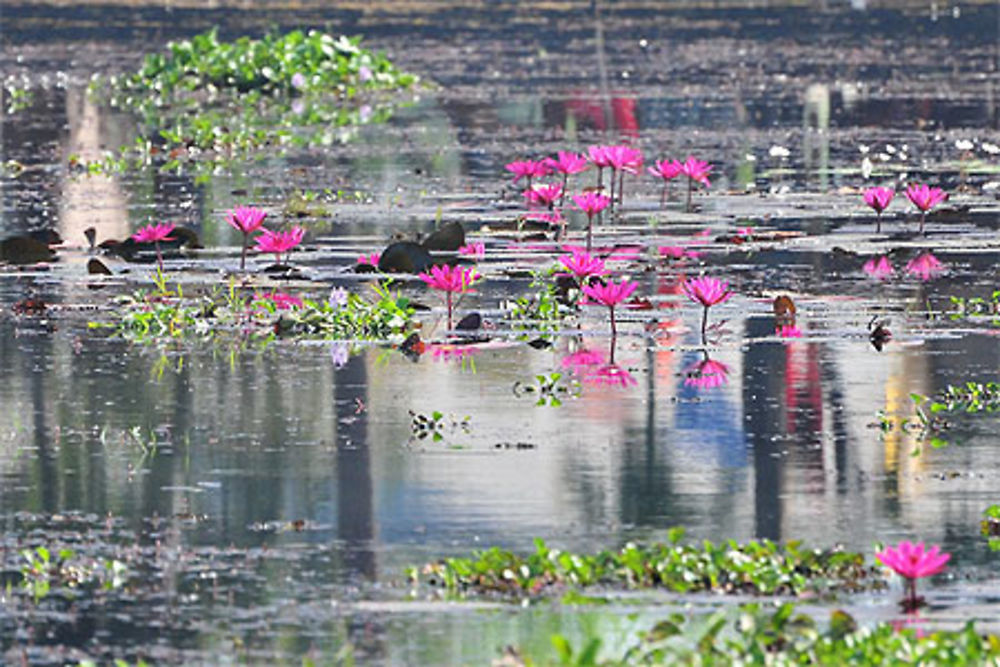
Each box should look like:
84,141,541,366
411,531,883,599
522,604,1000,666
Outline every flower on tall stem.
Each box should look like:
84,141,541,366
132,222,176,273
683,276,732,342
545,151,589,206
605,145,643,211
254,227,305,265
863,187,894,233
905,252,945,281
587,145,613,199
558,249,607,283
905,184,947,234
649,158,683,208
680,156,712,212
226,205,267,270
581,277,638,339
572,192,611,253
876,541,950,609
505,159,551,190
418,264,481,331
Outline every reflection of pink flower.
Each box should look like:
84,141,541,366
358,252,381,266
683,276,732,308
905,253,945,281
524,183,563,208
863,187,895,215
863,256,894,280
586,363,638,388
776,324,802,338
430,344,477,362
559,249,607,280
255,227,305,264
458,242,485,259
561,348,605,374
133,223,175,243
737,226,754,237
684,358,730,389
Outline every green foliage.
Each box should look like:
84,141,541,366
20,546,128,603
526,605,1000,666
409,411,471,444
513,371,581,407
982,505,1000,552
90,29,418,165
948,291,1000,323
94,280,415,345
506,273,576,339
413,532,883,599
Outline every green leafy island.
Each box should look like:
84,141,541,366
92,279,415,345
410,531,884,599
982,505,1000,552
517,603,1000,666
88,29,418,166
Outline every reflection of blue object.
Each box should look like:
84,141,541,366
674,351,746,468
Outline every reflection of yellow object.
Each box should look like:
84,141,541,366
884,351,930,475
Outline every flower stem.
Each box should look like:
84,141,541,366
447,291,453,331
701,305,709,344
686,179,693,213
610,305,617,339
876,211,882,234
586,214,593,253
618,169,625,207
155,241,163,273
240,234,248,270
920,210,926,235
609,167,616,215
660,183,668,209
559,173,568,207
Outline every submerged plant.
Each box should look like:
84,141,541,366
875,541,950,609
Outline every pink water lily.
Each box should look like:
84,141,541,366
132,222,176,272
559,249,607,282
458,242,485,259
505,159,551,187
545,151,589,206
649,158,684,207
876,541,950,607
684,357,730,389
418,264,481,331
358,251,381,266
905,252,945,281
863,255,894,280
572,192,611,252
256,291,303,311
776,324,802,338
863,187,895,232
523,183,563,209
255,227,305,265
659,245,699,260
680,156,712,212
582,277,638,338
905,184,947,234
683,276,732,340
226,205,267,269
605,144,643,209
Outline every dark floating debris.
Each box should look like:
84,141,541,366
0,235,56,264
378,241,434,274
87,258,114,276
421,221,465,252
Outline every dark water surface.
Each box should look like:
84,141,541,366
4,2,1000,663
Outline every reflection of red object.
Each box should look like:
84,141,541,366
564,94,639,135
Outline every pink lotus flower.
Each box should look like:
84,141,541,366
545,151,589,176
905,252,945,281
776,324,802,338
358,252,381,266
133,222,176,272
582,278,638,338
572,192,612,252
255,227,305,265
680,156,712,212
876,541,950,607
256,291,303,311
649,159,683,181
587,145,613,169
226,206,267,269
505,159,551,185
863,255,894,280
905,184,947,234
737,226,754,237
559,249,607,281
523,183,563,209
418,264,481,330
684,357,730,389
683,276,732,340
458,242,485,259
604,145,643,210
863,187,894,232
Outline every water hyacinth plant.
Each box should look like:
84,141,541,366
418,264,481,331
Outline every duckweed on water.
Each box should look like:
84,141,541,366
411,531,883,599
521,604,1000,666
